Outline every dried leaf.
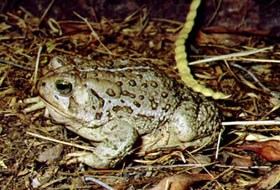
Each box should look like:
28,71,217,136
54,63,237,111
196,30,248,46
243,133,280,142
231,156,254,167
150,173,212,190
238,140,280,162
38,144,64,164
31,166,59,188
0,160,7,169
187,154,212,173
252,165,280,190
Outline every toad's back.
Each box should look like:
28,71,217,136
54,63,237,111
69,57,190,133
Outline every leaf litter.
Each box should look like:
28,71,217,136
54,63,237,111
0,4,280,190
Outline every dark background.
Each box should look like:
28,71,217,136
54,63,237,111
1,0,280,37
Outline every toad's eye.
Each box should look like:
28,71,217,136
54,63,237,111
55,79,73,95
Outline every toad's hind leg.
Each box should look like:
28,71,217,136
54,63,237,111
168,101,199,145
168,98,220,147
66,119,138,168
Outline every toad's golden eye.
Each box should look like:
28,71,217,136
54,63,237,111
55,79,73,95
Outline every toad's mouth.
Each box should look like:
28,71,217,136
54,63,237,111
39,95,73,120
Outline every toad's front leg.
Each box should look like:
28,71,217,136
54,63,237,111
66,119,138,168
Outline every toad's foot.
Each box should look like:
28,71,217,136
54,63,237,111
65,119,139,168
65,151,119,169
21,96,46,113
